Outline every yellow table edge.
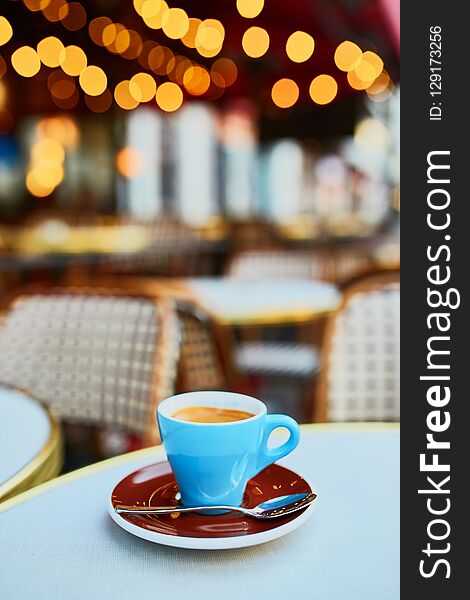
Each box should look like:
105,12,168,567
0,390,63,504
0,422,399,515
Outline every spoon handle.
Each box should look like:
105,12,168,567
114,504,248,515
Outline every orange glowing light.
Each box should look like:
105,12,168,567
59,45,87,76
162,8,189,39
129,72,157,102
242,27,269,58
286,31,315,63
236,0,264,19
0,16,13,47
114,80,139,110
116,147,146,178
155,81,183,112
79,65,107,96
37,36,64,68
309,74,338,105
271,78,299,108
210,58,238,88
334,41,362,72
11,46,41,78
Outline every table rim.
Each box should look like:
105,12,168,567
0,422,399,515
0,383,62,503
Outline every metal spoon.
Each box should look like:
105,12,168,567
114,492,316,520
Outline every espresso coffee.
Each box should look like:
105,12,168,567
172,406,255,424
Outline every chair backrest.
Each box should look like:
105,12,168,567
316,271,400,422
176,302,226,392
226,249,331,281
0,290,180,443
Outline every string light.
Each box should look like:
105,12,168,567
286,31,315,63
0,16,13,46
195,19,225,58
162,7,189,39
155,81,183,112
242,26,269,58
271,78,299,108
236,0,264,19
210,58,238,88
129,72,157,102
59,45,87,76
334,41,362,72
183,66,211,95
11,46,41,78
37,36,64,68
181,18,201,48
309,74,338,105
79,65,107,96
114,80,139,110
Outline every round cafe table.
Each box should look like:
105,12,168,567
0,424,398,599
0,385,62,503
126,277,341,326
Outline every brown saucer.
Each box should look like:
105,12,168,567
111,461,314,540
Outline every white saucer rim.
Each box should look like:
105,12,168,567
107,459,316,550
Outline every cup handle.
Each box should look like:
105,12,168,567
254,414,300,475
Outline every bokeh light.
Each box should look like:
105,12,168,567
155,81,183,112
59,2,87,31
181,18,201,48
37,36,64,68
11,46,41,78
79,65,107,96
0,16,13,47
183,66,211,96
88,17,112,46
309,74,338,105
42,0,68,23
195,19,225,58
271,78,299,108
162,8,189,39
116,147,146,178
242,27,269,58
210,58,238,88
129,72,157,102
84,89,112,113
114,80,140,110
286,31,315,63
334,41,362,72
141,0,169,30
59,45,87,76
237,0,264,19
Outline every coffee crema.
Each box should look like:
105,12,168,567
172,406,255,423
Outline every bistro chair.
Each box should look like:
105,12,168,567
315,270,400,422
100,217,202,276
226,248,332,281
176,301,227,392
225,249,330,416
0,289,181,447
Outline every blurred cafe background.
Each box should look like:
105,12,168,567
0,0,399,490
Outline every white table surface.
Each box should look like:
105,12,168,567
0,424,399,600
186,278,341,323
0,385,51,487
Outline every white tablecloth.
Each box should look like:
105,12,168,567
0,386,51,486
0,426,399,600
187,278,340,323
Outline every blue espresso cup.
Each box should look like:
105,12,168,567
157,391,301,508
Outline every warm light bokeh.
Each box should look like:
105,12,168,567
155,81,183,112
242,27,270,58
271,78,299,108
309,74,338,105
286,31,315,63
